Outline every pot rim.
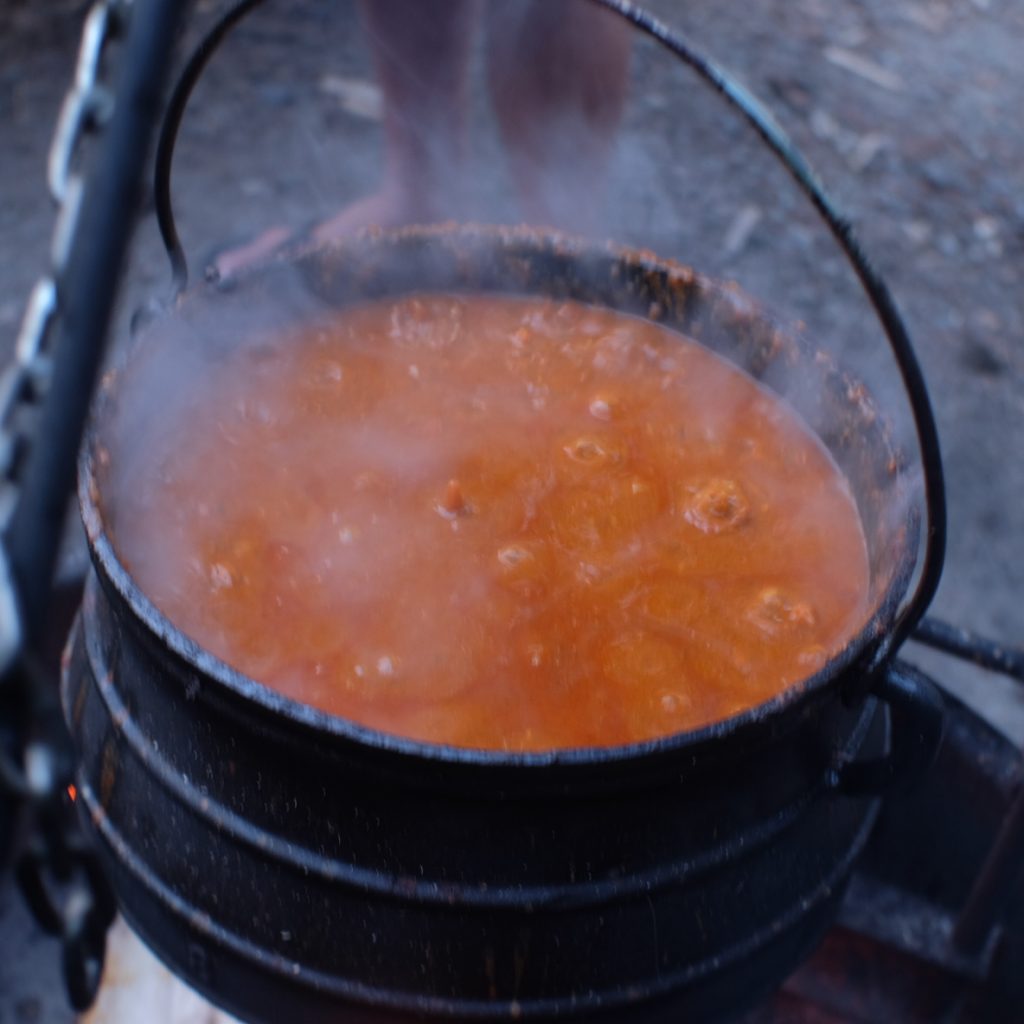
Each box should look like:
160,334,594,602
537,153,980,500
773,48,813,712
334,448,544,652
78,224,912,769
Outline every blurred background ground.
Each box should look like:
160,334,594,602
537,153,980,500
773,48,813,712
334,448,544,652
1,0,1022,1019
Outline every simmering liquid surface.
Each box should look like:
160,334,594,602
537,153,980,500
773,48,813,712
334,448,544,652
111,295,870,750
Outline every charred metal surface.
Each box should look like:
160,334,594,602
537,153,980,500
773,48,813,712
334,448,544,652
743,694,1024,1023
61,568,890,1022
858,691,1024,1020
838,874,997,980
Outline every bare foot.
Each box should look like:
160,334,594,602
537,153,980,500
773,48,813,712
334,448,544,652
310,187,432,245
207,225,293,282
207,187,438,282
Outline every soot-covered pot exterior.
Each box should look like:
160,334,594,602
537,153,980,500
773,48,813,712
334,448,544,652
63,227,929,1023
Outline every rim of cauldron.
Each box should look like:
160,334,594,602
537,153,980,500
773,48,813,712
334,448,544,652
78,224,912,771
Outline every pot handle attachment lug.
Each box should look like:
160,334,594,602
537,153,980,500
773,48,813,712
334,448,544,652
831,660,946,797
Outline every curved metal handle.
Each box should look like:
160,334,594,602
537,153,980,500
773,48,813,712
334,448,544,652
154,0,267,296
153,0,946,647
831,660,946,797
592,0,946,658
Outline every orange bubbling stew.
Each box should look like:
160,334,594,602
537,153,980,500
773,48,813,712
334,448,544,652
109,295,871,751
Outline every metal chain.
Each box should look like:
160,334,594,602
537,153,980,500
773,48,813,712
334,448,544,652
1,0,131,1010
0,0,130,679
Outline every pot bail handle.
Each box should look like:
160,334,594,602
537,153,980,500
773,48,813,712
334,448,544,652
153,0,946,645
592,0,947,653
154,0,265,296
831,660,946,797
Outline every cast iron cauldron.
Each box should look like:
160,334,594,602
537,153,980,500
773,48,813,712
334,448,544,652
63,225,944,1023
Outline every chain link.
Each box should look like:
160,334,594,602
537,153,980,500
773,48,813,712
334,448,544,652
1,0,133,1010
0,0,129,679
48,1,124,204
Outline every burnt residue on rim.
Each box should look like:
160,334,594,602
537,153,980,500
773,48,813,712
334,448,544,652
63,225,940,1023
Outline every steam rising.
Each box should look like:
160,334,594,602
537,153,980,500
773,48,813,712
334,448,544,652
98,0,925,717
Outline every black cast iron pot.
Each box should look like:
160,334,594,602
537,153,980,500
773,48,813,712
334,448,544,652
63,225,944,1023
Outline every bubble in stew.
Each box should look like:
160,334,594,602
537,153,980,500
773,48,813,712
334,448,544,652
108,295,871,751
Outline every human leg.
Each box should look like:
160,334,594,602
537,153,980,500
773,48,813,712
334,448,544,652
484,0,632,234
312,0,478,242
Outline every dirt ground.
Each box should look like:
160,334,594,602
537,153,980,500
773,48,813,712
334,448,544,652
1,0,1022,1020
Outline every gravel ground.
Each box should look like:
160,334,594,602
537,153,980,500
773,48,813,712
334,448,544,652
1,0,1022,1019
